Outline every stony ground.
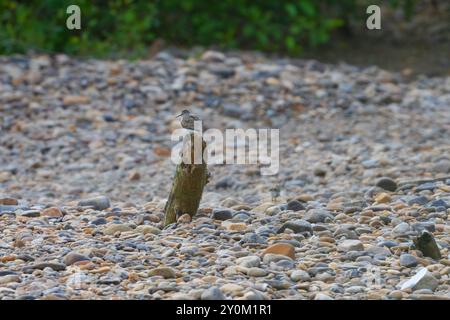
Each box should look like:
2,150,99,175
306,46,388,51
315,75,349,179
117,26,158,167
1,50,450,300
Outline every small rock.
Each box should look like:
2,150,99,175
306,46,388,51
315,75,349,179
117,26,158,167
400,267,439,291
148,267,176,279
28,262,66,271
0,275,21,285
0,198,18,205
103,224,133,235
375,193,391,204
392,222,411,235
388,290,404,299
338,239,364,252
277,219,312,234
215,176,235,189
400,254,418,268
412,222,435,233
263,254,293,264
314,293,334,300
265,206,281,216
236,256,260,268
19,210,40,218
135,225,161,235
201,286,225,300
428,199,448,209
201,50,225,62
408,196,428,206
415,182,437,192
211,209,233,221
286,200,305,211
246,267,268,277
223,221,247,232
241,290,266,300
313,166,327,177
0,205,19,214
177,214,192,224
262,243,295,260
128,170,141,181
220,283,244,295
97,277,121,285
290,270,311,282
63,252,90,266
223,103,244,118
304,209,334,223
375,177,397,191
90,217,107,226
63,95,90,106
41,207,63,218
78,196,110,210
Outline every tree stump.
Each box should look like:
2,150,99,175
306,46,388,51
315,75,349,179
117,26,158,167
164,131,208,226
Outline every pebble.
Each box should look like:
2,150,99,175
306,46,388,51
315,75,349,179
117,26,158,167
0,198,18,205
135,225,161,235
314,293,334,300
220,283,244,295
177,214,192,224
41,207,63,218
400,254,418,268
263,254,293,264
286,200,305,211
0,275,21,285
211,209,233,221
338,240,364,252
290,270,311,282
400,268,439,291
246,267,268,277
375,177,398,192
201,286,225,300
304,209,334,223
78,196,111,210
262,243,295,260
236,256,260,268
27,263,66,272
19,210,40,218
103,224,133,235
392,222,411,235
63,252,90,266
277,219,312,234
148,267,176,279
90,217,108,225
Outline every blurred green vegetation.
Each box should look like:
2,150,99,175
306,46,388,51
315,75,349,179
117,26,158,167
0,0,416,58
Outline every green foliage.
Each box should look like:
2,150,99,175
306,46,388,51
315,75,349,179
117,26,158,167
0,0,157,58
157,1,344,54
0,0,417,57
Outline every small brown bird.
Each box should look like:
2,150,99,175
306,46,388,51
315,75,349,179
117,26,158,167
176,109,200,130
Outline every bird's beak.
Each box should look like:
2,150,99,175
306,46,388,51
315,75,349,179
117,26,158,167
176,113,182,118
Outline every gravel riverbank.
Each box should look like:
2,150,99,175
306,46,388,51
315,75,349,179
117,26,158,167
1,51,450,299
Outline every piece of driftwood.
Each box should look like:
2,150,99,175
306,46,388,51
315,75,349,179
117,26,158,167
164,131,208,226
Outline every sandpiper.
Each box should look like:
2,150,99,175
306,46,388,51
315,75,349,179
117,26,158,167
269,185,281,202
176,109,200,131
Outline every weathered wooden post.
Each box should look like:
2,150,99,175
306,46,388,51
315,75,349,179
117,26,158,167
164,131,208,226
